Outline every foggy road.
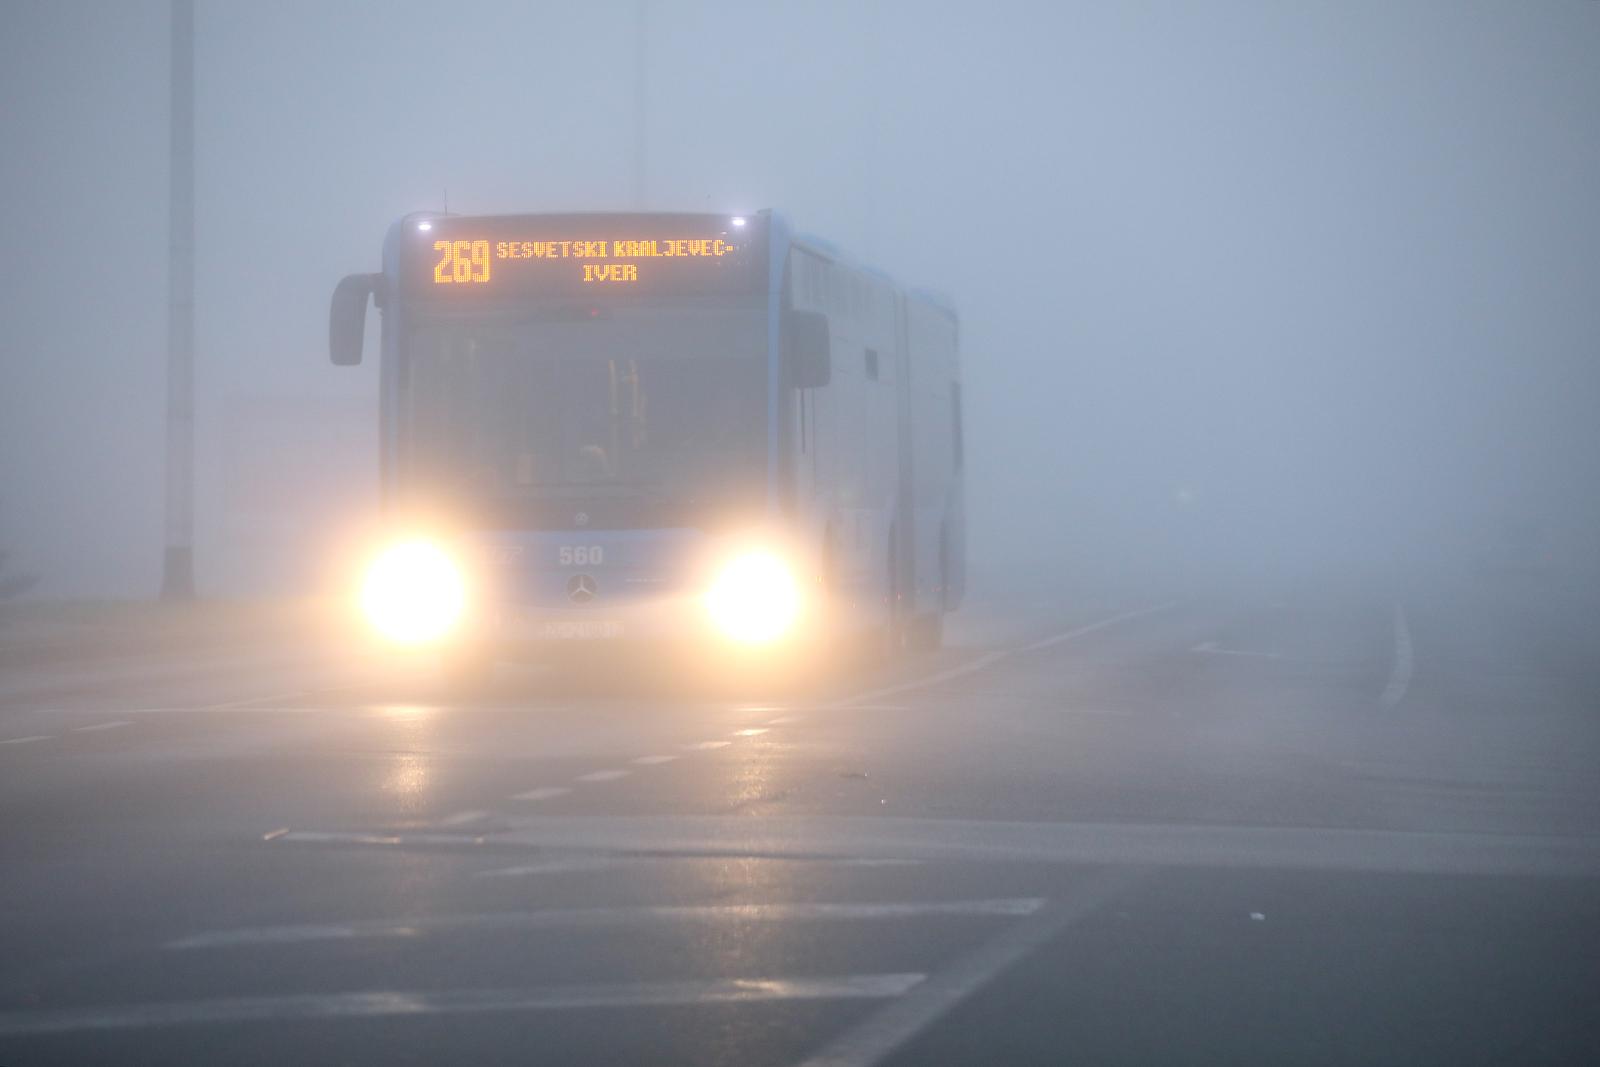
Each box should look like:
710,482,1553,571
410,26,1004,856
5,2,1599,1064
3,582,1597,1066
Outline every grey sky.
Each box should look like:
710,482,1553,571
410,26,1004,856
2,0,1596,596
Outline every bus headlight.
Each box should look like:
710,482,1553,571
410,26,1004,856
704,550,801,645
361,540,466,645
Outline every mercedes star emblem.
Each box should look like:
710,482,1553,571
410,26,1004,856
574,512,590,527
567,574,597,604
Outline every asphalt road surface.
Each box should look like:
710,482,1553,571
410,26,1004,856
2,580,1598,1065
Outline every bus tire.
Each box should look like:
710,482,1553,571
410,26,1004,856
909,524,948,651
910,611,944,651
881,534,906,658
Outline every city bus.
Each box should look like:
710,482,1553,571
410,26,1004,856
328,211,963,668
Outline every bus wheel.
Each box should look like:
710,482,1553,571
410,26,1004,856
881,536,906,658
910,524,949,651
909,611,944,652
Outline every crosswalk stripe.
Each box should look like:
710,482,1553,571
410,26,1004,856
165,899,1046,949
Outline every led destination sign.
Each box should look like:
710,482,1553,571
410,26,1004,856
407,215,762,299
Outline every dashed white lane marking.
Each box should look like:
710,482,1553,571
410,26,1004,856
436,810,490,827
836,602,1180,709
576,769,631,783
0,974,926,1036
731,727,769,737
165,899,1045,949
767,715,802,725
683,740,732,751
70,720,133,733
511,787,572,802
794,870,1137,1067
0,735,52,746
1381,602,1413,708
631,754,679,765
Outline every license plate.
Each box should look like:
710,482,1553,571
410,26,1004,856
537,620,624,640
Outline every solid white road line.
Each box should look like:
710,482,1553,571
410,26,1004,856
474,856,642,878
0,974,926,1037
165,899,1045,949
470,856,927,879
487,813,1600,878
837,602,1180,709
631,754,679,765
70,720,134,733
576,769,631,783
793,871,1137,1067
0,735,52,746
87,683,377,717
836,652,1011,709
271,831,404,846
511,786,573,802
196,683,374,712
1017,601,1183,654
1191,641,1281,659
1381,602,1413,708
270,830,497,848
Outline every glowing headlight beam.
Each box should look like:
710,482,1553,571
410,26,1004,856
704,551,801,645
361,540,465,645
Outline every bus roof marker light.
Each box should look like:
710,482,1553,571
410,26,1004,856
731,217,746,227
417,221,433,232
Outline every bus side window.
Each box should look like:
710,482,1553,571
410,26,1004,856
951,383,964,471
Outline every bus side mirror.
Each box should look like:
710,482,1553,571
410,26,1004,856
785,309,831,388
330,273,381,365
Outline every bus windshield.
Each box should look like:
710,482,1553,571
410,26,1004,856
402,308,767,526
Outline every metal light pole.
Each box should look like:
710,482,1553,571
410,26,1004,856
632,0,647,210
862,2,881,264
161,0,195,601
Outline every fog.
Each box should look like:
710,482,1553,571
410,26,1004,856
2,0,1597,601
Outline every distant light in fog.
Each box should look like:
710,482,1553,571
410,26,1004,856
731,217,746,227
